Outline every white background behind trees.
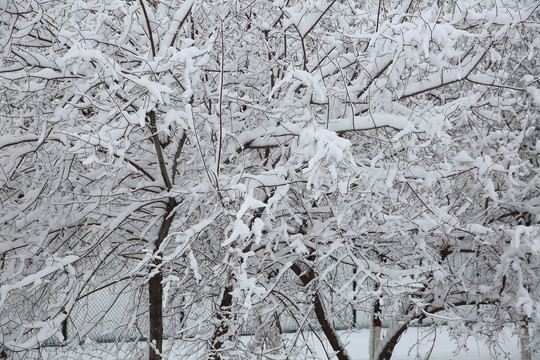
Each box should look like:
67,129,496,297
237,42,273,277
0,0,539,359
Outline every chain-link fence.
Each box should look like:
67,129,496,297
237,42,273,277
46,252,485,346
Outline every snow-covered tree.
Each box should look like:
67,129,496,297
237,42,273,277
1,0,538,359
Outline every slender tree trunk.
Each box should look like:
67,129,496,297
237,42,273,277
149,197,177,360
149,270,163,360
373,304,431,360
210,285,233,360
147,108,182,360
374,323,408,360
290,263,351,360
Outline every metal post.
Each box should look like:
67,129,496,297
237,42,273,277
352,267,357,327
61,311,68,341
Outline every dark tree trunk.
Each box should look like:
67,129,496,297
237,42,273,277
149,197,177,360
147,109,180,360
209,285,233,360
375,324,408,360
290,263,351,360
149,270,163,360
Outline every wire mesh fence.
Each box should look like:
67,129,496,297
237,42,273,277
45,252,482,346
44,265,368,346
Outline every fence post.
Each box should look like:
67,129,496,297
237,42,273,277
62,310,68,341
352,267,357,327
369,297,382,360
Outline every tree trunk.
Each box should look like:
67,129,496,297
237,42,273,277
149,195,177,360
290,263,351,360
147,109,181,360
149,271,163,360
374,323,408,360
210,285,233,360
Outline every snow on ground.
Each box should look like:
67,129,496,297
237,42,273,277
21,326,527,360
314,327,521,360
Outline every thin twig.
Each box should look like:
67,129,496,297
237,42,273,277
216,20,224,176
376,0,382,33
356,60,393,99
139,0,156,58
